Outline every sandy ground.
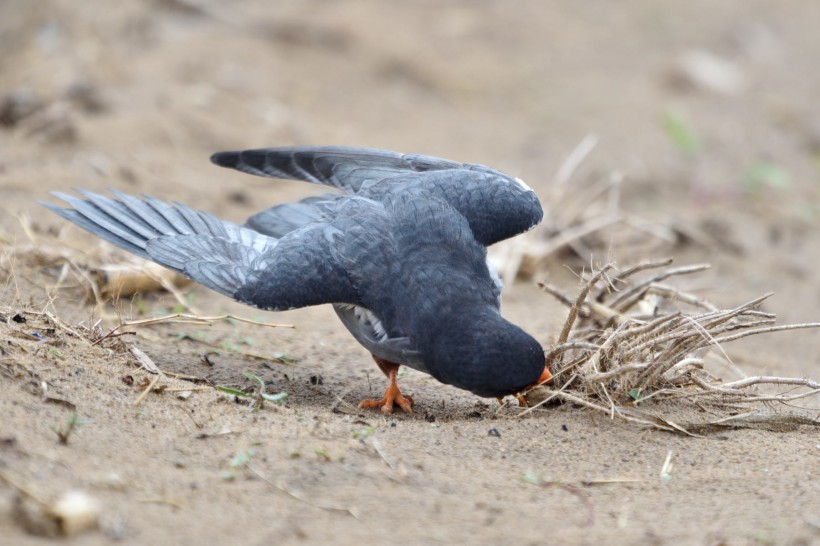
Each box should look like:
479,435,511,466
1,1,819,544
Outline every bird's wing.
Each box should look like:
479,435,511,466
213,146,543,246
244,193,339,239
41,190,358,310
210,146,461,193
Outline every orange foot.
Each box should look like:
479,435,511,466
359,356,414,414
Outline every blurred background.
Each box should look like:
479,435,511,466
1,0,818,359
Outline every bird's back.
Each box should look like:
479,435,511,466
322,193,499,341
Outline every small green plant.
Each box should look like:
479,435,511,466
176,331,209,342
352,426,374,440
221,448,254,480
753,521,783,545
519,471,542,485
132,295,148,316
215,372,287,409
744,161,792,194
169,293,196,315
52,412,87,445
220,337,258,351
271,352,295,363
47,347,64,360
662,107,700,155
314,447,331,462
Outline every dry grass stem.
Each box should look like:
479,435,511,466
134,373,162,406
556,264,615,347
555,134,600,186
121,313,293,329
245,463,359,519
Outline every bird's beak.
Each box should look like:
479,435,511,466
533,366,552,387
508,366,553,408
495,367,554,408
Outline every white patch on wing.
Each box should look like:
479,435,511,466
344,304,388,341
486,256,504,307
514,177,534,192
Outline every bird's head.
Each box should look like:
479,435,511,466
424,307,546,398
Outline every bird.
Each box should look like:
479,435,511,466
42,146,552,413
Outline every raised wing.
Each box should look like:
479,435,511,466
211,146,461,193
213,146,543,246
41,190,358,311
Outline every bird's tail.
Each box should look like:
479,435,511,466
40,189,277,298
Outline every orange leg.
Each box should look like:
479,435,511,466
359,356,414,414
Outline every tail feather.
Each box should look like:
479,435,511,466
110,189,180,236
41,190,280,298
78,190,157,240
146,236,260,296
41,200,151,260
141,194,198,235
51,191,151,252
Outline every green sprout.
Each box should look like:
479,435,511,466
221,448,254,480
314,447,331,462
744,161,792,194
352,426,374,440
52,412,88,445
519,471,542,485
662,108,700,155
215,372,288,408
47,347,64,360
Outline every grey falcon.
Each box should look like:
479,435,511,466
42,147,552,413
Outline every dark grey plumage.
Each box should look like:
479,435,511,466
43,147,546,399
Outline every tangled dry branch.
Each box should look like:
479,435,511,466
523,259,820,434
